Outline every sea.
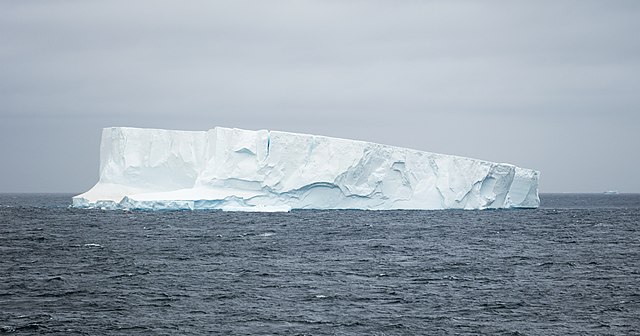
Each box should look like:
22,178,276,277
1,193,638,335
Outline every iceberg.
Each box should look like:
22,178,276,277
72,127,540,211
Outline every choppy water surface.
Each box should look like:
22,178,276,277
1,194,639,335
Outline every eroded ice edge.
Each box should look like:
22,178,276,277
72,127,539,211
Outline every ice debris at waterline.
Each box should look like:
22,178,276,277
72,127,540,211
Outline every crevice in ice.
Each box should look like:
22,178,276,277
234,148,255,155
303,137,319,167
434,186,446,209
265,131,271,160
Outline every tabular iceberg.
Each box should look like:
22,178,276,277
72,127,539,211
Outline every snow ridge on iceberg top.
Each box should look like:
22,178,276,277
110,126,511,166
73,126,540,211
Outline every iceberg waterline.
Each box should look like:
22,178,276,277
72,127,540,211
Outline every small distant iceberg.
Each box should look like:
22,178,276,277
603,190,619,195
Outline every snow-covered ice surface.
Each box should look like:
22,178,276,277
73,127,539,211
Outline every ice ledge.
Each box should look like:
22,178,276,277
73,126,540,211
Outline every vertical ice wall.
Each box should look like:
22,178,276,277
73,127,540,210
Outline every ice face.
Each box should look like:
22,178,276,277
72,127,540,211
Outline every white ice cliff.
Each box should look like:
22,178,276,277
72,127,540,211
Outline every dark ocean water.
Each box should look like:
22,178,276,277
1,194,639,335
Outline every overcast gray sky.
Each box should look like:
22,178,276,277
1,0,639,193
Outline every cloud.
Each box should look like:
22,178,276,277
1,0,639,192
